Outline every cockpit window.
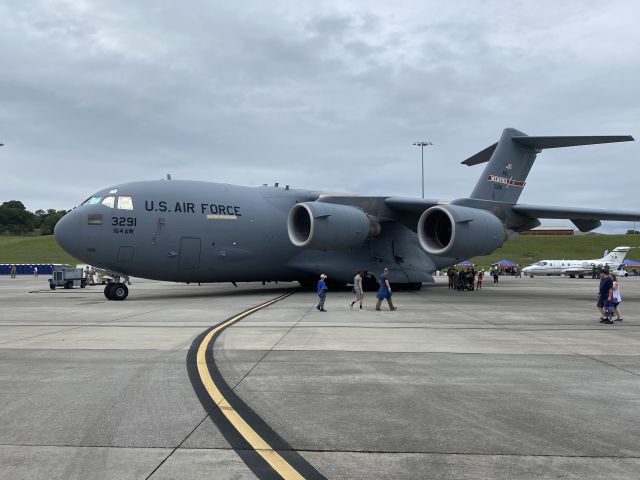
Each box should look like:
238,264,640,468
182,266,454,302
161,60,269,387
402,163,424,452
101,196,116,208
82,196,102,206
117,196,133,210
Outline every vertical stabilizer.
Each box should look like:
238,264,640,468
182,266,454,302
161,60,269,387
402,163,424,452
599,246,630,266
467,128,537,203
463,129,633,204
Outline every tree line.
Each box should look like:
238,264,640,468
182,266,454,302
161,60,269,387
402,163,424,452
0,200,67,235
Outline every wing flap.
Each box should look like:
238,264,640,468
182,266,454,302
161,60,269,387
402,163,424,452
513,204,640,232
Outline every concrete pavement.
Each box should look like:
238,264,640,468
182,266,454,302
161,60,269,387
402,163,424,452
1,275,639,479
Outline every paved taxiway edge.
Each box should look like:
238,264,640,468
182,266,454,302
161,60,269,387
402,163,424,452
185,290,326,480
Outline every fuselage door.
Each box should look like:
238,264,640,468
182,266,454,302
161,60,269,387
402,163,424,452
179,237,201,269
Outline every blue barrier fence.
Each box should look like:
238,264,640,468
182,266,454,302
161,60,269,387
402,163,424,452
1,264,55,275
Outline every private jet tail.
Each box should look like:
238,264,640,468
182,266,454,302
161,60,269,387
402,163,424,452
462,128,633,204
598,246,631,266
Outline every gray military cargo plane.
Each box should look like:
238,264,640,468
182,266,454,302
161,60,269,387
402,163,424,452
54,128,640,300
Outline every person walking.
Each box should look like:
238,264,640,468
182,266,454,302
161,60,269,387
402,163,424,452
316,274,328,312
350,270,364,310
492,268,499,285
611,274,623,321
597,269,614,324
476,270,483,290
375,267,396,311
10,264,16,278
33,266,38,278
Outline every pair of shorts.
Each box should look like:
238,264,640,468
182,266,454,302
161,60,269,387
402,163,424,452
596,295,606,308
353,289,364,300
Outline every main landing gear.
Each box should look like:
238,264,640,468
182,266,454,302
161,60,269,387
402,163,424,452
104,282,129,300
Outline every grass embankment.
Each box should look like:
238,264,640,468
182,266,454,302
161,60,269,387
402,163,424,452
470,234,640,267
0,235,79,264
0,233,638,268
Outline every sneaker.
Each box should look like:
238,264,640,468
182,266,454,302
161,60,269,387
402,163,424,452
614,317,623,322
316,306,321,311
604,320,614,324
349,302,354,310
359,305,363,310
599,318,608,323
320,309,327,312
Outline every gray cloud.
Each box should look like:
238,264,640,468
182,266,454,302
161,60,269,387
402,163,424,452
1,0,639,233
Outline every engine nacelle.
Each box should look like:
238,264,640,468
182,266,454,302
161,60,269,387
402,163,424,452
417,205,506,259
287,202,380,250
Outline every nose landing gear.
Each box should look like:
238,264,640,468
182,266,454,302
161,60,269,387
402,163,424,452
102,270,131,300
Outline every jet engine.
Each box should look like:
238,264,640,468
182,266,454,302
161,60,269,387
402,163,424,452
417,205,506,259
287,202,380,250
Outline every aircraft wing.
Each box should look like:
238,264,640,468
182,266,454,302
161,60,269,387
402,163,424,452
561,267,590,275
512,204,640,232
383,197,440,212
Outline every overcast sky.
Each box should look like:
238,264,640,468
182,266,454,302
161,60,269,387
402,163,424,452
2,0,639,232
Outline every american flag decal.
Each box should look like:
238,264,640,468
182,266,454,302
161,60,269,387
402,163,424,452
488,175,525,187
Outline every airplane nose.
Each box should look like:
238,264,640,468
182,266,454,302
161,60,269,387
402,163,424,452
54,210,85,259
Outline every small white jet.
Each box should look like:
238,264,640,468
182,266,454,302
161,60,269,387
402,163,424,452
522,246,630,278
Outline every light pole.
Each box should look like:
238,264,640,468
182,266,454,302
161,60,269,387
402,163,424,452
413,141,432,199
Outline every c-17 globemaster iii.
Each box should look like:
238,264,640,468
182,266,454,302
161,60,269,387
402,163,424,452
54,127,640,300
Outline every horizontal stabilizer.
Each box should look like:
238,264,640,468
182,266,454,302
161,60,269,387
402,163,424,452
462,134,633,166
512,135,634,150
461,143,498,166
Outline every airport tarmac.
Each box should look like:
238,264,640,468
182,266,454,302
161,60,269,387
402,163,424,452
1,275,640,479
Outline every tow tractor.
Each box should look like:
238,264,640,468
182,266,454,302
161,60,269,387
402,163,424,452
49,265,87,290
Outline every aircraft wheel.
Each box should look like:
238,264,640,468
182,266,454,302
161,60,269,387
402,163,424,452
111,283,128,301
104,284,115,300
530,275,534,278
50,284,56,290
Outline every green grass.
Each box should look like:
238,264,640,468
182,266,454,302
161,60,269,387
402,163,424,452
1,233,638,269
0,235,79,264
469,234,640,268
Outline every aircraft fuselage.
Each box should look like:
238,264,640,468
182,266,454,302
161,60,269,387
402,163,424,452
54,180,442,286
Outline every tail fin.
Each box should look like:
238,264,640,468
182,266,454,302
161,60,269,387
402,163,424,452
463,128,633,204
599,246,630,266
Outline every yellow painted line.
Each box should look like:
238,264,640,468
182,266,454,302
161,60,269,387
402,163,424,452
196,291,304,480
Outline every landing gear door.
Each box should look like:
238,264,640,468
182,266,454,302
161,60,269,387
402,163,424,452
179,237,201,269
